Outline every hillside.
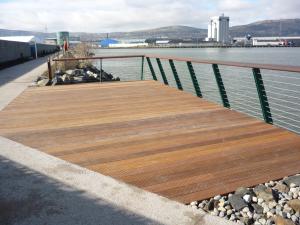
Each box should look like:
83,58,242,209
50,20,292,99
1,19,300,41
0,29,55,40
230,19,300,37
109,26,207,39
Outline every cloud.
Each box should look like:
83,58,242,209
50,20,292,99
0,0,299,32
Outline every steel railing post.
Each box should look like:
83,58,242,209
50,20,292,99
146,57,157,81
212,64,230,108
100,58,102,83
169,59,183,90
187,61,202,97
252,68,273,124
156,58,168,85
47,58,52,80
140,56,145,80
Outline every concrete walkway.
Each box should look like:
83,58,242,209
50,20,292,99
0,56,49,110
0,60,237,225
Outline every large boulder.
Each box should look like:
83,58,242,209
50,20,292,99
287,199,300,212
37,78,49,86
275,215,295,225
254,185,275,202
228,194,248,211
284,175,300,187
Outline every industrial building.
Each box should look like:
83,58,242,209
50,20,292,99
44,38,57,45
99,38,119,48
0,36,59,68
233,36,300,47
108,43,148,48
252,36,300,46
206,14,230,44
99,38,148,48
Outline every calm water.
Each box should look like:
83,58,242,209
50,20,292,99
94,47,300,66
93,48,300,133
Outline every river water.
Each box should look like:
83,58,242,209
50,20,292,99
93,47,300,133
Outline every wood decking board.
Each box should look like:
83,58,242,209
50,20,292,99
1,80,300,204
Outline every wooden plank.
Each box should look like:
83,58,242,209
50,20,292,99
1,80,300,204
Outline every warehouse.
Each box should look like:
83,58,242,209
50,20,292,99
0,36,59,68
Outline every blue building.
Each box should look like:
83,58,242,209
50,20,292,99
99,38,119,48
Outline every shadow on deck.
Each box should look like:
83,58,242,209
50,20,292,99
0,156,161,225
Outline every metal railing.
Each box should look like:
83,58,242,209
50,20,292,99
52,54,300,134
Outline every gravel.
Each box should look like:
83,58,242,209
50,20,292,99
189,174,300,225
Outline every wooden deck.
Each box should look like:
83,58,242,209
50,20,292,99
1,80,300,204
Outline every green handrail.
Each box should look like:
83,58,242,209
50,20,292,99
140,56,145,80
187,61,202,97
252,68,273,124
146,57,157,81
169,59,183,90
156,58,169,85
212,64,230,108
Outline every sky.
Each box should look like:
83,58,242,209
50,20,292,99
0,0,299,33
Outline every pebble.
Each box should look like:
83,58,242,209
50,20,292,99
225,205,231,210
219,211,225,217
191,205,198,210
266,211,273,218
190,201,197,206
229,214,235,221
258,218,266,224
214,195,221,201
227,209,233,216
290,187,298,193
243,194,252,203
253,204,264,214
291,214,297,222
263,206,269,214
266,219,272,225
191,174,300,225
218,207,226,212
258,198,264,204
211,211,218,216
243,207,250,213
253,213,260,220
268,201,277,209
247,211,253,218
293,193,298,199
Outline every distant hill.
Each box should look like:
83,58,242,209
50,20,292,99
1,19,300,41
230,19,300,37
69,26,207,41
108,26,207,39
0,29,55,40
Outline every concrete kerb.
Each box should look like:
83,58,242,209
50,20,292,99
0,136,237,225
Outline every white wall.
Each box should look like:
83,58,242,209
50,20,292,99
207,15,230,43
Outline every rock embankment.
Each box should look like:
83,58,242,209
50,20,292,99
36,64,120,86
190,175,300,225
